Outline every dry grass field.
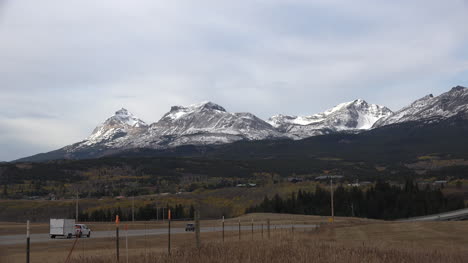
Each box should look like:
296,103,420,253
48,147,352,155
1,214,467,263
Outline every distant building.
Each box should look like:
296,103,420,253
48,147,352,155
315,175,343,181
347,181,372,187
433,180,447,188
236,183,257,188
288,177,304,183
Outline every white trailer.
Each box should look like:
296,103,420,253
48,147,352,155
50,219,75,239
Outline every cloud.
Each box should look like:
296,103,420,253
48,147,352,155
1,0,468,160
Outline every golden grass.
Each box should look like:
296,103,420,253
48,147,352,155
2,215,468,263
66,227,467,263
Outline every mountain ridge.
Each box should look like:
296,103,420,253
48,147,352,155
15,85,468,162
374,86,468,127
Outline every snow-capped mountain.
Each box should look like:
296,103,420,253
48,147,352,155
374,86,468,128
268,99,392,139
63,102,284,156
134,101,285,148
69,108,148,151
17,85,468,162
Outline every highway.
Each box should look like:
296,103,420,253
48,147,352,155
399,208,468,222
0,224,317,246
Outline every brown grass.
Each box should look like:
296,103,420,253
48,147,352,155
67,230,467,263
2,215,468,263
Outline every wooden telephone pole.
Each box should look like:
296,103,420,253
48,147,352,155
131,196,135,222
75,192,79,221
195,210,201,249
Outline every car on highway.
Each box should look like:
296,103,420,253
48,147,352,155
185,223,195,231
74,224,91,238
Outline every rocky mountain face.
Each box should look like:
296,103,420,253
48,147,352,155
67,108,148,152
17,85,468,161
268,99,392,139
133,102,285,148
61,102,284,157
374,86,468,127
54,100,392,157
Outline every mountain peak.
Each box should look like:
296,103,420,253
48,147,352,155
374,85,468,128
165,101,227,121
353,98,366,104
450,85,467,92
190,101,226,112
107,108,147,127
170,101,226,112
115,108,130,115
268,99,392,136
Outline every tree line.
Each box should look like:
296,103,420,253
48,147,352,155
246,181,465,220
78,203,195,221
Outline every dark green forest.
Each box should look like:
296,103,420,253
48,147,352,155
78,203,195,222
247,181,466,220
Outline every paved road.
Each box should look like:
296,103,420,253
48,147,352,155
0,224,317,246
399,208,468,222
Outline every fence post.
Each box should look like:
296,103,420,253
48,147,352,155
238,220,241,240
267,219,270,239
26,220,30,263
291,219,294,237
195,210,200,249
222,216,225,243
125,224,129,263
168,209,171,255
115,215,120,263
251,218,254,240
261,223,264,239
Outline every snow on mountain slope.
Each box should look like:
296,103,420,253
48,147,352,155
72,108,148,149
268,99,392,139
66,102,284,154
16,85,468,161
373,86,468,127
136,101,284,147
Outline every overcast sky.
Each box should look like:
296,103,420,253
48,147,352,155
1,0,468,161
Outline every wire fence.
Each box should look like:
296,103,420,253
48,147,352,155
0,217,322,263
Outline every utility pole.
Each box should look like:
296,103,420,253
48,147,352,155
330,177,334,224
75,192,79,221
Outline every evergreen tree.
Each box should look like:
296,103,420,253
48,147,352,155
247,181,465,220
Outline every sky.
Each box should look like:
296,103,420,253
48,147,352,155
1,0,468,161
